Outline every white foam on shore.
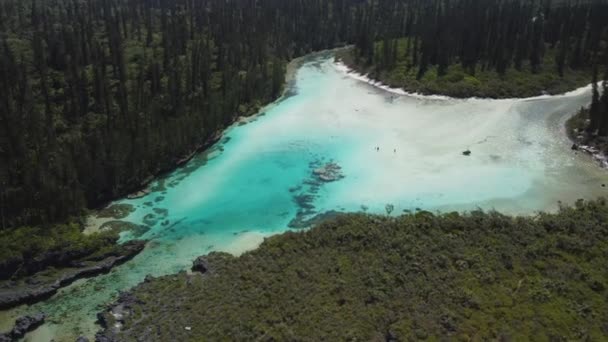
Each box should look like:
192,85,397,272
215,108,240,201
333,60,596,102
333,61,412,97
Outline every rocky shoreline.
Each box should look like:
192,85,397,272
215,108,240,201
567,108,608,170
0,240,146,310
571,143,608,168
95,253,232,342
91,201,608,341
0,312,46,342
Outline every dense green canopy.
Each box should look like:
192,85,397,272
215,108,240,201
1,0,607,232
99,200,608,341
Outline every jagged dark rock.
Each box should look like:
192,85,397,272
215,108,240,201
96,291,142,341
2,248,94,281
13,313,46,337
191,256,209,274
94,331,116,342
190,253,234,275
0,241,146,310
96,252,235,340
75,336,90,342
0,312,46,341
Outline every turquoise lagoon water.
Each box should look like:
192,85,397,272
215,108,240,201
5,53,608,341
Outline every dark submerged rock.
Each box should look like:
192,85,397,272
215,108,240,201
462,149,471,156
312,162,345,182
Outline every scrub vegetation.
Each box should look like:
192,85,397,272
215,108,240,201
338,42,595,98
2,0,608,336
0,221,120,280
99,200,608,341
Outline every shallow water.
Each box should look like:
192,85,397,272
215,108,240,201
5,52,608,341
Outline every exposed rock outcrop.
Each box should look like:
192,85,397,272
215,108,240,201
97,252,235,341
0,312,46,341
191,252,235,275
95,290,142,342
191,256,209,274
0,241,146,310
575,144,608,168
